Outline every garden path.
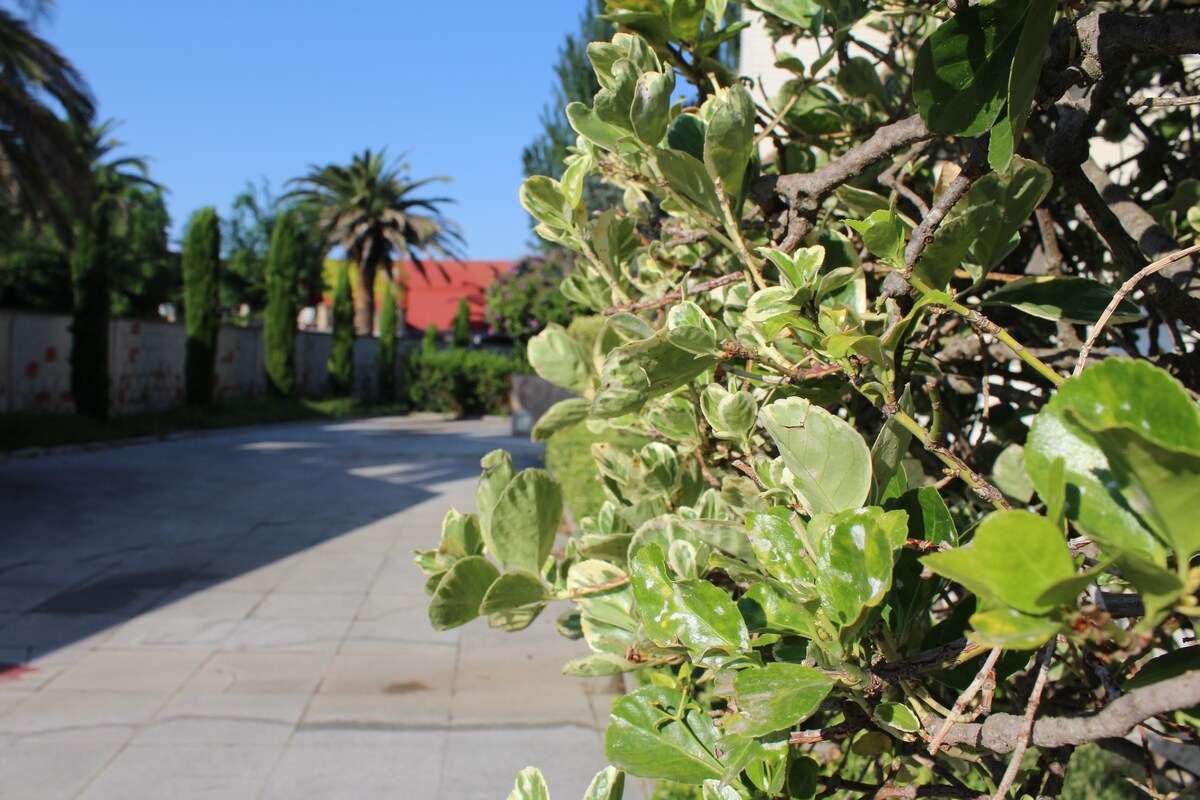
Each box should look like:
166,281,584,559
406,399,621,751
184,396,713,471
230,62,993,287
0,416,628,800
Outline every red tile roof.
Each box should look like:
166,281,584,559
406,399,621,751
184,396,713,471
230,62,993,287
394,260,514,332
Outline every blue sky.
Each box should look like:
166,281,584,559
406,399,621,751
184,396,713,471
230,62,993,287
47,1,590,260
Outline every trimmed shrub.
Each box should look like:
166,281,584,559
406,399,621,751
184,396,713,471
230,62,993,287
69,203,110,419
377,285,397,401
327,260,354,396
182,207,220,407
264,210,299,397
402,348,517,416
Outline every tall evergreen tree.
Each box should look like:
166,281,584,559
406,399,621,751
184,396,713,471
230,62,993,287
264,210,299,397
327,259,354,396
68,201,108,418
452,297,471,349
377,283,397,401
182,207,220,406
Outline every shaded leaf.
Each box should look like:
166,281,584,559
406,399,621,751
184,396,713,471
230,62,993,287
428,556,500,631
606,685,724,784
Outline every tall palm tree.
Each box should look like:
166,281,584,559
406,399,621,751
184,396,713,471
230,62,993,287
288,149,464,334
0,1,94,238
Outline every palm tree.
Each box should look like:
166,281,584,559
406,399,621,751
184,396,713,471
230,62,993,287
288,149,464,334
0,1,95,238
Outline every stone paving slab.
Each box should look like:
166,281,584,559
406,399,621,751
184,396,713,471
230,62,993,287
0,416,641,800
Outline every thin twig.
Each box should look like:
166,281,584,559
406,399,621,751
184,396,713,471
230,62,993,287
992,637,1056,799
1129,93,1200,108
928,648,1003,754
1075,242,1200,375
601,272,745,315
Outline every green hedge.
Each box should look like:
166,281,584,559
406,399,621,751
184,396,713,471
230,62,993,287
402,348,518,416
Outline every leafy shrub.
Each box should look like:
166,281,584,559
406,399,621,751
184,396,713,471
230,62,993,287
452,297,471,349
419,3,1200,800
485,254,576,345
402,348,518,416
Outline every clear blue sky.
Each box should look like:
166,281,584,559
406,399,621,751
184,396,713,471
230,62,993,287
47,1,589,260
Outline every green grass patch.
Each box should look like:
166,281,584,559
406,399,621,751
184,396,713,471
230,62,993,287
0,397,409,453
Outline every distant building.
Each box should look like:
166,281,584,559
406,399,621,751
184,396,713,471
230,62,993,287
396,260,514,336
318,259,514,336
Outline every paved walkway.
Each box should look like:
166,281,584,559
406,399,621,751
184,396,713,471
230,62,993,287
0,417,621,800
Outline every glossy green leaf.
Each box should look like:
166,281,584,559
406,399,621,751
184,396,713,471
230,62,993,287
593,328,719,418
727,662,833,737
968,607,1062,649
507,767,550,800
760,397,872,515
999,0,1057,170
982,276,1142,324
846,210,907,269
991,443,1035,503
700,384,756,444
658,148,723,220
747,0,820,27
606,685,724,784
428,556,500,631
913,0,1034,136
532,398,590,442
922,510,1075,615
810,507,909,629
1123,648,1200,692
1027,359,1199,562
583,767,626,800
528,323,594,394
568,559,635,629
965,156,1053,270
568,101,632,153
1080,423,1200,558
701,780,741,800
670,0,705,40
746,508,817,597
786,756,819,800
489,470,564,575
667,113,706,160
738,581,818,637
704,85,756,201
631,543,750,658
877,702,922,733
632,72,674,146
520,176,572,229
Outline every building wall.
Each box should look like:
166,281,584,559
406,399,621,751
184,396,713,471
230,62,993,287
0,310,403,415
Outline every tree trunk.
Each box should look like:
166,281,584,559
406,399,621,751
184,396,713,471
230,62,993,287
354,255,376,335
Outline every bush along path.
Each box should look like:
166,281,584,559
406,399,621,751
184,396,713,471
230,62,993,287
415,2,1200,798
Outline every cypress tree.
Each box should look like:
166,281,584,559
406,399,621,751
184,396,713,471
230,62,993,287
452,297,470,349
328,260,354,396
69,202,111,419
264,210,299,396
182,207,221,406
377,284,397,401
422,322,439,356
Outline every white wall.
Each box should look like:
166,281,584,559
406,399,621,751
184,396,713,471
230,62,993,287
0,310,403,415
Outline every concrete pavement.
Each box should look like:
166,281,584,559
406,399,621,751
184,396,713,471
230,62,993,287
0,416,621,800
